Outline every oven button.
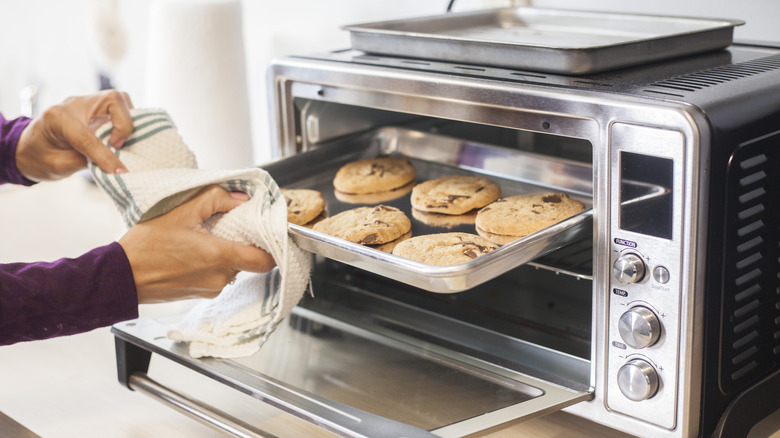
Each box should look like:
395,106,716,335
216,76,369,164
653,266,670,284
617,359,660,401
612,253,646,284
618,306,661,349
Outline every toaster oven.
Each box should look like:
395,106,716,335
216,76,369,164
112,21,780,438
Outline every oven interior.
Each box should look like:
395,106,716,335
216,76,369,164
276,96,596,376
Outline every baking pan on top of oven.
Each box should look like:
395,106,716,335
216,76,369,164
263,127,593,293
343,7,744,74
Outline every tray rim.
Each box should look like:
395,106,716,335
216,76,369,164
265,126,595,293
289,207,593,276
343,6,745,51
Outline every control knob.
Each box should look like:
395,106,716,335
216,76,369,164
618,306,661,349
617,359,659,401
613,253,646,284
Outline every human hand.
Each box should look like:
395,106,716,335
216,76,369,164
15,89,134,181
118,185,277,304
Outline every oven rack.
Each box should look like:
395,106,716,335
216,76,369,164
528,228,593,280
264,126,594,293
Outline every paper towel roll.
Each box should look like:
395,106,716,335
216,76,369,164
144,0,254,170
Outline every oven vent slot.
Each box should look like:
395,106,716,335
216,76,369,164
776,228,780,360
348,53,621,91
643,54,780,96
720,130,780,394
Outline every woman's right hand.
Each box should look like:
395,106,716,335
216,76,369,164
118,185,276,304
15,90,133,181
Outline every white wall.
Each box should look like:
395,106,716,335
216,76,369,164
1,0,778,165
0,0,509,164
0,1,96,116
240,0,513,163
532,0,780,43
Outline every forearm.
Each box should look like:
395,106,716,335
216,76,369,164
0,113,36,186
0,242,139,345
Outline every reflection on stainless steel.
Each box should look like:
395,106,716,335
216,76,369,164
113,293,592,438
618,180,669,207
263,127,593,293
344,7,743,74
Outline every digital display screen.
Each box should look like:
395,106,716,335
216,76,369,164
619,152,674,240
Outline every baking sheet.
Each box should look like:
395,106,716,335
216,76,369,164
263,127,593,293
344,7,744,74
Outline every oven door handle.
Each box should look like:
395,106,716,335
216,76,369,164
128,372,277,438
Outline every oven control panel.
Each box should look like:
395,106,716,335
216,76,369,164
606,123,686,429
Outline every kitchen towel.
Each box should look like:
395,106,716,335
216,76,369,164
90,108,311,358
144,0,254,170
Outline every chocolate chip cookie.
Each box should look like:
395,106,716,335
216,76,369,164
392,232,498,265
411,208,478,229
371,230,412,253
333,156,416,195
334,180,414,205
475,193,585,243
411,175,500,215
312,205,411,245
281,189,326,226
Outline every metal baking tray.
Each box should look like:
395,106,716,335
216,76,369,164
343,7,744,74
263,127,593,293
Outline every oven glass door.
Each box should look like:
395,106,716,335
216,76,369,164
113,303,592,438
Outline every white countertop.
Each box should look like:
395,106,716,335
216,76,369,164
1,175,778,438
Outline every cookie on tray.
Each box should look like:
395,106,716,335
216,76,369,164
475,193,585,244
312,205,411,245
411,175,500,215
281,189,326,226
302,211,327,229
411,208,477,229
475,226,519,246
334,180,414,205
392,232,498,265
371,230,412,253
333,156,416,195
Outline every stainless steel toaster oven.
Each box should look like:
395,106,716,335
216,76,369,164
112,11,780,437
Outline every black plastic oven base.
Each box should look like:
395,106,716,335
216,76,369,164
711,367,780,437
115,336,152,389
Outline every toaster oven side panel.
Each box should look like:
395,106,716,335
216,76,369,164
700,114,780,437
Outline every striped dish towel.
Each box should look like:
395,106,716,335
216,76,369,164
91,108,311,358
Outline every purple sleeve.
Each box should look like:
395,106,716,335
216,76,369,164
0,242,139,346
0,113,36,186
